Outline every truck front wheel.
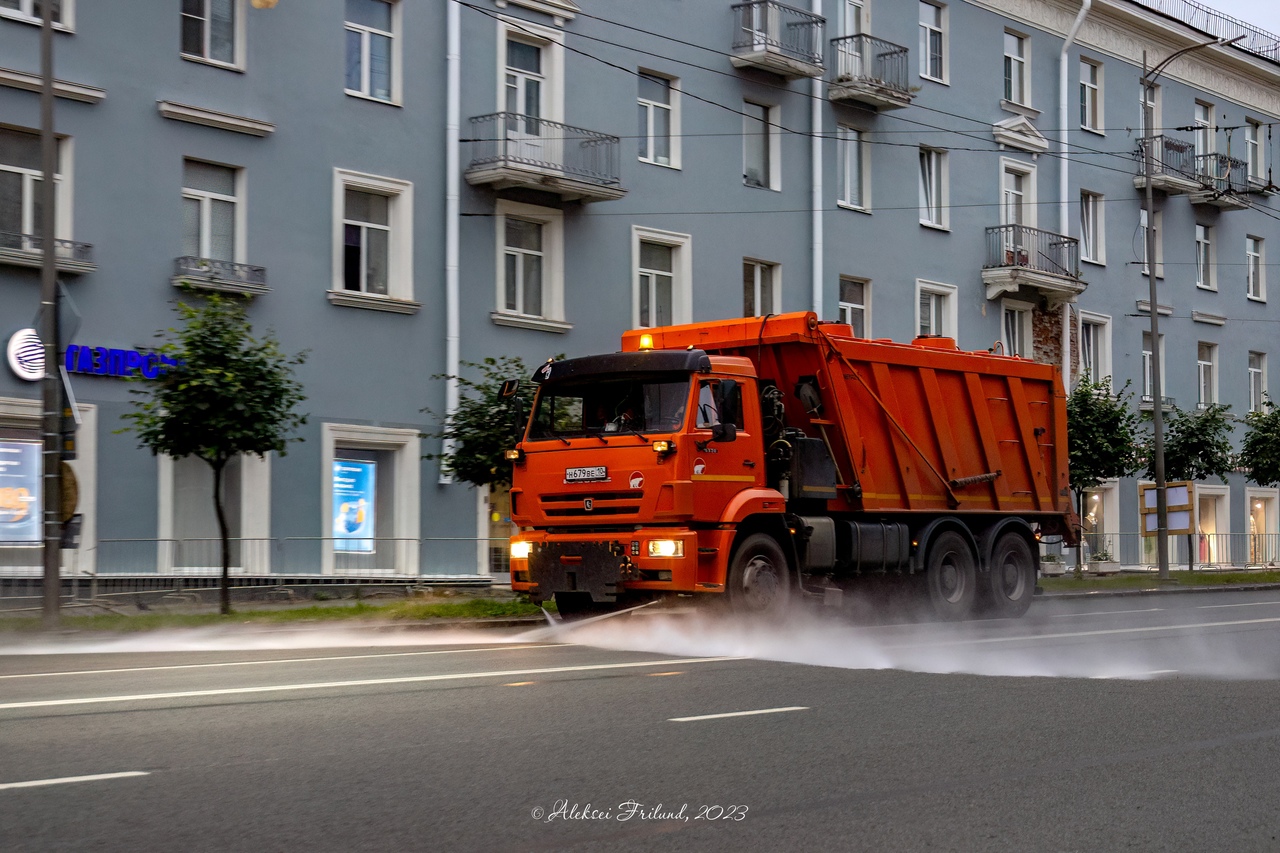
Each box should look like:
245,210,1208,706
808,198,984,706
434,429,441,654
983,532,1035,618
923,531,977,620
726,533,791,617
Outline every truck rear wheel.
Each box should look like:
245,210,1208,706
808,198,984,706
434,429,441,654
726,533,791,618
923,531,976,620
983,532,1035,618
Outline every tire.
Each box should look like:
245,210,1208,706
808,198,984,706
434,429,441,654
725,533,791,618
923,530,977,621
982,532,1035,619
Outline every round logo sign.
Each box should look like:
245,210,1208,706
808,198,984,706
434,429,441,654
693,458,706,475
6,328,43,382
629,471,644,489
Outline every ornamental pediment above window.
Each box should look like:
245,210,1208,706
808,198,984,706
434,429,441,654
495,0,579,25
992,115,1048,155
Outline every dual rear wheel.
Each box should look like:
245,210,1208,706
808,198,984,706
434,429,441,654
923,529,1035,620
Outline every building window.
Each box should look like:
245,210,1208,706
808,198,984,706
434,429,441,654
1195,224,1214,290
743,101,777,190
1246,119,1264,181
159,453,269,573
743,259,778,317
345,0,397,103
1193,100,1214,157
1247,235,1265,301
1249,352,1267,414
1003,32,1027,106
837,126,865,209
1079,312,1111,383
838,277,868,337
1139,208,1163,277
0,0,66,26
918,147,947,228
638,72,678,168
1142,331,1164,402
494,200,564,328
506,38,543,119
0,125,67,246
181,0,238,67
1079,58,1101,131
917,280,956,338
918,2,945,82
633,226,691,328
331,169,413,306
322,423,420,575
1080,191,1103,263
182,160,240,263
1139,82,1160,137
1197,342,1217,408
1002,300,1031,358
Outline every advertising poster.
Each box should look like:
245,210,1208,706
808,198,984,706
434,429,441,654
0,440,41,545
333,459,376,553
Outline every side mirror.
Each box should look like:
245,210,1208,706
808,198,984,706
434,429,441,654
499,379,521,399
710,422,737,443
713,379,741,425
499,379,524,443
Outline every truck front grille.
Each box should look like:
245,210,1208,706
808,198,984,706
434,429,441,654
540,490,644,517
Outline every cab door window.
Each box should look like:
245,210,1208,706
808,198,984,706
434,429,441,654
696,380,744,429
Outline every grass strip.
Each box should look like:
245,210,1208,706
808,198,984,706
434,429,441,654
1039,570,1280,593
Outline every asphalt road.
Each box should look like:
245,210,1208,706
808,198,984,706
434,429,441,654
2,591,1279,852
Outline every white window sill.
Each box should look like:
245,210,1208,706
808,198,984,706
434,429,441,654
180,54,245,73
1195,283,1217,292
345,90,401,108
920,74,948,86
744,182,780,192
919,221,950,233
1082,257,1106,268
327,290,421,314
490,312,572,333
837,202,870,214
0,10,72,31
1247,294,1267,303
639,158,681,171
1081,125,1105,137
1000,99,1040,119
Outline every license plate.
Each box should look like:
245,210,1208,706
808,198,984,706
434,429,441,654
565,466,608,483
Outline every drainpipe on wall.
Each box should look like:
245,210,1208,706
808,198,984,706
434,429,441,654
442,0,461,486
1059,0,1092,383
811,0,823,317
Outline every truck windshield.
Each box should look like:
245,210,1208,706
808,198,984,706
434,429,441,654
529,376,691,441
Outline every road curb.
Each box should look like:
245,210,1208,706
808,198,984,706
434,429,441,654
1041,582,1280,600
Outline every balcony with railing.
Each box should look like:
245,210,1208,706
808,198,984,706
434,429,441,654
465,113,625,202
0,231,95,274
171,256,269,295
982,224,1086,302
1189,152,1250,209
1139,394,1176,412
730,1,825,79
827,33,912,110
1132,135,1199,194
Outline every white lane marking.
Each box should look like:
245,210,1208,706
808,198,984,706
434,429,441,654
669,706,808,722
0,771,150,791
1197,601,1280,609
888,616,1280,649
0,644,566,680
1090,670,1179,680
0,657,742,711
1049,608,1164,618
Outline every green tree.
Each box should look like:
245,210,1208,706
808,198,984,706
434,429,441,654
423,356,537,489
1148,403,1235,483
1067,376,1142,576
1239,401,1280,487
121,295,307,615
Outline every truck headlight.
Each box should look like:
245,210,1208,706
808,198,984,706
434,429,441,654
510,541,532,560
647,539,683,558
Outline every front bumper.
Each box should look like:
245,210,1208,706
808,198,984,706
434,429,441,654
510,529,707,603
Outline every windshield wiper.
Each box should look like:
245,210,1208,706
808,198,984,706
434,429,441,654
611,426,649,442
585,429,609,444
543,427,570,446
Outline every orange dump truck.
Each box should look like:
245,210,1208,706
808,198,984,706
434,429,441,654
507,312,1076,619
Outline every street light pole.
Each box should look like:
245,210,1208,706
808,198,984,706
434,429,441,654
1140,35,1242,581
39,0,62,628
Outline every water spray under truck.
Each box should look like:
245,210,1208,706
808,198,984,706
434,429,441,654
504,312,1077,620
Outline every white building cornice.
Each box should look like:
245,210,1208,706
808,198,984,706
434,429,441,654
157,101,276,137
0,66,105,103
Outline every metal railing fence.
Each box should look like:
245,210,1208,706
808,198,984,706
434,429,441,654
467,113,622,187
830,33,909,94
1130,0,1280,63
1045,532,1280,569
984,224,1081,278
1194,152,1249,194
730,1,825,67
1137,135,1197,181
0,229,94,263
173,256,267,288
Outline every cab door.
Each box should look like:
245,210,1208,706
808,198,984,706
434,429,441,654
688,377,762,523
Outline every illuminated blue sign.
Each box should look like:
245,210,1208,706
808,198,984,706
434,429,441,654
64,344,180,379
0,440,40,545
333,460,376,553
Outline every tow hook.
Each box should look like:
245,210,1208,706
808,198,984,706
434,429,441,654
619,559,642,581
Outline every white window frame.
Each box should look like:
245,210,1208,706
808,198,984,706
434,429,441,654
1197,341,1218,409
1078,310,1112,384
632,226,692,328
344,0,402,105
1248,351,1267,414
157,452,271,574
916,279,957,338
1247,235,1266,302
844,0,864,36
919,147,948,229
180,0,245,70
0,127,72,244
1000,157,1036,228
496,17,564,124
330,168,415,311
1079,190,1104,264
321,423,420,576
491,199,566,332
637,70,680,169
743,258,780,317
1003,30,1028,107
837,125,866,210
1001,298,1033,358
182,159,245,264
1195,223,1215,291
1139,208,1164,278
1193,100,1214,157
1246,119,1264,182
1142,331,1165,403
0,0,73,30
918,1,947,84
743,100,780,191
838,276,869,338
1140,82,1161,138
1079,58,1102,133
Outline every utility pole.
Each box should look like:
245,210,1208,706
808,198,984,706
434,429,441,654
39,1,62,628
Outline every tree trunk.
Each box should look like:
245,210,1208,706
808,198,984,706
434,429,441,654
212,458,231,615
